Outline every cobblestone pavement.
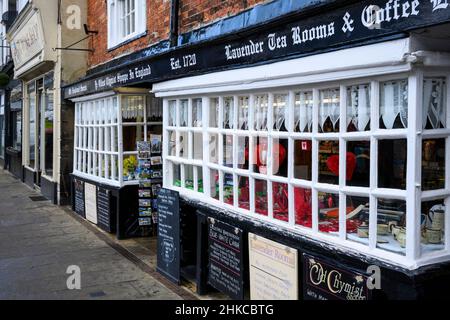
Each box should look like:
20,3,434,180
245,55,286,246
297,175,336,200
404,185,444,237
0,169,183,300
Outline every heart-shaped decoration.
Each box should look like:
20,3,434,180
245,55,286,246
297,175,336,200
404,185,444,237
326,152,357,180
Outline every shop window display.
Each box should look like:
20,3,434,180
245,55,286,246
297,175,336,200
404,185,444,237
294,140,312,181
162,73,450,265
421,200,446,252
423,78,446,129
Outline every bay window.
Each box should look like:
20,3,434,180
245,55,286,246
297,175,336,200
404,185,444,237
107,0,146,49
73,92,162,187
161,70,450,268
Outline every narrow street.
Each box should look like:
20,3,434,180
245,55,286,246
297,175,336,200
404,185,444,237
0,169,186,300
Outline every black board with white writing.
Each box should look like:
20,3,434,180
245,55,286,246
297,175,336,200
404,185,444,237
157,188,181,284
207,218,244,300
74,179,85,218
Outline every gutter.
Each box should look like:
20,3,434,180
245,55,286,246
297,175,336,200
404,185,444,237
170,0,179,47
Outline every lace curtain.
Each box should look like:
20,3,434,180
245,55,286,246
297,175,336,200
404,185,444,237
380,80,408,129
122,96,145,120
255,95,268,131
347,85,371,131
423,78,447,129
319,88,340,131
295,91,313,133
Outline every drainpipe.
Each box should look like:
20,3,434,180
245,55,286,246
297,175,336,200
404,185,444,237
169,0,179,47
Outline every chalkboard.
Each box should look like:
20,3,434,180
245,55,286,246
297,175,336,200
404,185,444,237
156,188,181,284
74,179,85,218
207,218,244,300
97,188,112,232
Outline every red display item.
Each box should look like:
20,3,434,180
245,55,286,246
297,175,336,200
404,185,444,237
326,152,357,180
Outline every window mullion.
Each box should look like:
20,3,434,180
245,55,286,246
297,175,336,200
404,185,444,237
369,81,380,250
406,71,423,261
339,85,347,240
311,88,319,232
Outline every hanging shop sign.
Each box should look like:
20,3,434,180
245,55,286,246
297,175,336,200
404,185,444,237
207,218,244,300
303,253,372,300
249,233,298,300
157,188,181,284
73,178,85,218
65,0,450,99
84,183,98,225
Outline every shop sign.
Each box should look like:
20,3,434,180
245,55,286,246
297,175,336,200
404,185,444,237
84,183,98,225
303,253,371,300
207,218,244,300
249,233,298,300
157,188,181,284
65,0,450,99
10,12,45,70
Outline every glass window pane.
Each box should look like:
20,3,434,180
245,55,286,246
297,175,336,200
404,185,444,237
319,88,340,133
254,95,268,131
318,192,339,234
295,91,313,133
123,125,144,152
378,139,407,189
237,136,249,171
346,196,370,245
254,136,268,174
123,155,138,181
273,182,289,222
295,187,312,228
208,133,219,164
44,90,54,176
185,165,194,190
294,140,312,181
179,99,188,127
238,96,249,130
29,91,36,168
168,100,176,126
223,134,233,166
380,80,408,129
255,179,268,216
377,199,406,256
122,95,145,123
173,163,181,187
421,200,445,254
210,98,219,128
423,78,446,130
319,141,340,184
210,169,219,200
223,97,234,129
237,176,250,211
273,94,288,132
422,138,446,191
272,138,288,178
347,141,370,187
347,84,371,132
196,166,203,193
192,98,202,128
179,132,188,159
168,130,176,156
223,173,234,205
193,132,203,160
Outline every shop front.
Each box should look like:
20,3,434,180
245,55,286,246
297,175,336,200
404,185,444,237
7,0,87,204
64,0,450,299
69,88,162,238
5,81,23,179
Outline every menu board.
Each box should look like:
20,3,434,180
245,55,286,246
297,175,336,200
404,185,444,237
156,188,180,284
249,233,298,300
84,183,98,225
303,253,371,300
207,218,244,300
97,188,112,232
73,179,85,218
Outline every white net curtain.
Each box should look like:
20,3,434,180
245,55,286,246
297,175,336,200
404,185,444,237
347,85,371,131
380,80,408,129
423,78,447,129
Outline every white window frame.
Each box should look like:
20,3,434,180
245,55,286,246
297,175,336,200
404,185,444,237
155,40,450,270
107,0,146,49
73,92,161,187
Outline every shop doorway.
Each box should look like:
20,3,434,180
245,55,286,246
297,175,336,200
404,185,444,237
35,82,44,188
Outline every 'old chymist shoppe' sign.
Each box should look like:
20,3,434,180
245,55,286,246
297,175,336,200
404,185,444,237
65,0,450,98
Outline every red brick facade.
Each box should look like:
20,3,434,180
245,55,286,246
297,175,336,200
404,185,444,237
87,0,270,69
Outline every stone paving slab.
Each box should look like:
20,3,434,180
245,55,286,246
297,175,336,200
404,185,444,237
0,169,183,300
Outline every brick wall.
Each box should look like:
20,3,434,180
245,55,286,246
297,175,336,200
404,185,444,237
87,0,270,69
179,0,270,34
87,0,171,68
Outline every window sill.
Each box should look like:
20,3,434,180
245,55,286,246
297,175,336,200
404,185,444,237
107,31,148,52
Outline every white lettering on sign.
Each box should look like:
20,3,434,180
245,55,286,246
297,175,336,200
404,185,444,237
225,40,264,61
361,0,420,29
431,0,449,11
268,33,287,51
291,23,335,45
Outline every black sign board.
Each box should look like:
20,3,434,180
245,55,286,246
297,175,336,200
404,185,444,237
207,218,244,300
73,179,85,218
97,188,112,232
65,0,450,99
156,188,181,284
303,253,371,300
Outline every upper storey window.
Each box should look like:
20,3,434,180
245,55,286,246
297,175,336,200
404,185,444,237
107,0,146,49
